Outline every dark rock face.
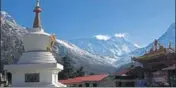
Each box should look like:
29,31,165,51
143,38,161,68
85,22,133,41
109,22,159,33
1,20,28,65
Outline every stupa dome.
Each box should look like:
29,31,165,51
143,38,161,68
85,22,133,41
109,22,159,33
23,29,51,52
18,27,57,64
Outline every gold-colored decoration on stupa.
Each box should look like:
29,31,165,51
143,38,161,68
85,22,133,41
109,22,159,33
47,33,56,51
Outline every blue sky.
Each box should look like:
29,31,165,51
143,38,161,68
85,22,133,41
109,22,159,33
2,0,175,47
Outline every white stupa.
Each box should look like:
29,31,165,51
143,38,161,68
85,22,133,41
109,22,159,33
4,0,66,87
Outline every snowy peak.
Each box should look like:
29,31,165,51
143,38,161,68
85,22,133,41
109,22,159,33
1,11,16,24
153,23,175,48
163,23,175,37
53,39,117,73
70,34,139,58
115,23,175,68
136,23,175,54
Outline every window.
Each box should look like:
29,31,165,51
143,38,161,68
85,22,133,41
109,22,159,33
125,82,135,87
78,84,82,87
116,81,122,87
168,70,176,87
115,81,118,87
93,83,97,87
72,84,77,87
7,72,12,83
115,76,118,79
85,83,90,87
25,73,40,82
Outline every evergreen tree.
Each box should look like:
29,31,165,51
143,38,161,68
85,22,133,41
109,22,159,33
74,66,85,77
58,56,75,80
89,72,95,75
58,56,86,80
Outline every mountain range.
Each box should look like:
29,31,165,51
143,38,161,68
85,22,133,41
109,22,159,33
116,23,175,68
1,11,117,74
69,35,139,59
1,11,175,74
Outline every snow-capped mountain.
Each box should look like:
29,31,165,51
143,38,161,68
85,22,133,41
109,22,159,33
69,35,139,59
133,23,175,56
116,23,175,67
53,40,117,73
1,11,28,64
1,11,16,24
1,11,117,74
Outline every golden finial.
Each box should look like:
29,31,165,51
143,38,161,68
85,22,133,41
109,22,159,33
33,0,42,28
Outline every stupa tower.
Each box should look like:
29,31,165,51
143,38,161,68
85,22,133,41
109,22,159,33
4,0,66,87
33,0,42,28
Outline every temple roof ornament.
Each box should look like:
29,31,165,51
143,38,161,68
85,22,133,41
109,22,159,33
168,41,172,49
132,40,169,60
154,39,158,46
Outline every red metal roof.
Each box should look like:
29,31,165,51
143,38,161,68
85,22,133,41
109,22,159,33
58,74,108,84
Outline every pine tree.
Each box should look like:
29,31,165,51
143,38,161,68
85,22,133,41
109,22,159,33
74,66,85,77
58,56,86,80
89,72,95,75
58,56,75,80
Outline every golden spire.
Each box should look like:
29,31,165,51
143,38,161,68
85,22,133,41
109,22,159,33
33,0,42,28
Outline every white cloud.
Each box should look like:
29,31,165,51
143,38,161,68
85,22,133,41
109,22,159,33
95,35,111,41
114,33,126,38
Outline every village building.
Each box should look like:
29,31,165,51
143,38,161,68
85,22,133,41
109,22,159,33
3,0,66,87
112,68,138,87
59,69,139,87
132,40,176,87
59,74,109,87
162,62,176,86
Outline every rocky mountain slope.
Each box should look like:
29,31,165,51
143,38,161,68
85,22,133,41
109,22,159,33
1,11,28,64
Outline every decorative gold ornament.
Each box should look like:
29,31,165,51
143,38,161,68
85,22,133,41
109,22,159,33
47,33,56,51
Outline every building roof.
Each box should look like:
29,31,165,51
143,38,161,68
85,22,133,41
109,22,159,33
112,68,131,76
133,40,175,61
162,64,176,70
58,74,108,84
